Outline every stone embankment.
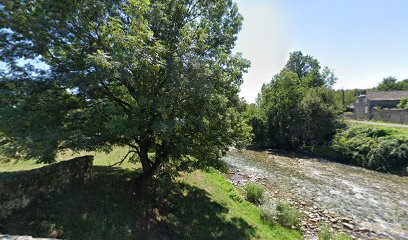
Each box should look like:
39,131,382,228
0,156,93,219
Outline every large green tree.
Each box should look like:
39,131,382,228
254,51,339,149
0,0,251,184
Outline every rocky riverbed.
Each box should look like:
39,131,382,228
223,150,408,240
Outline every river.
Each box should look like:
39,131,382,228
223,150,408,239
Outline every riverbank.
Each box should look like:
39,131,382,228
224,150,408,239
0,153,300,239
303,123,408,175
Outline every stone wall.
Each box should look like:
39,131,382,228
0,156,93,219
370,108,408,124
354,96,369,120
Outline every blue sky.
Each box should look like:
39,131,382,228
234,0,408,102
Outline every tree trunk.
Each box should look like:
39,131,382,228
133,142,161,192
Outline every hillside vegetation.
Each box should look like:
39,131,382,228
305,124,408,174
0,153,301,240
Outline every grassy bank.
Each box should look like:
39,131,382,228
0,153,301,239
348,121,408,137
304,123,408,174
0,148,136,172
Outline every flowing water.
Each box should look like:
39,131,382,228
223,150,408,239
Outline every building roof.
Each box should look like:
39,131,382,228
365,91,408,101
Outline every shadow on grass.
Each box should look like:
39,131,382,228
1,166,255,240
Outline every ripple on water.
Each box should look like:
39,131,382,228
223,151,408,239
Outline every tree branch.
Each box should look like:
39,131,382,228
111,150,136,167
99,80,132,112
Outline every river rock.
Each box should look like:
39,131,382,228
358,227,371,233
330,218,338,223
342,222,354,230
341,217,353,223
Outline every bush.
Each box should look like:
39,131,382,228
397,96,408,110
318,225,352,240
260,201,277,225
332,125,408,172
244,182,265,204
275,201,301,229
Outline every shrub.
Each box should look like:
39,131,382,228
332,125,408,172
275,201,301,229
318,225,352,240
244,182,265,204
260,201,277,225
398,96,408,110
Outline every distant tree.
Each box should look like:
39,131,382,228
375,76,408,91
398,79,408,90
333,89,365,108
0,0,251,186
241,102,266,146
256,52,339,149
285,51,337,88
376,76,399,91
258,70,305,148
300,87,339,145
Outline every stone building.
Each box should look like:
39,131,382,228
354,91,408,124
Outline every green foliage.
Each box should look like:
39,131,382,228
376,76,408,91
332,125,408,172
259,201,277,225
259,200,302,231
300,87,340,145
0,0,251,181
397,96,408,110
184,170,302,239
284,51,336,88
244,182,265,204
241,103,266,146
333,89,365,107
302,146,340,160
318,225,352,240
275,201,301,229
253,52,340,149
1,162,302,239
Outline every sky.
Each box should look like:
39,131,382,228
233,0,408,102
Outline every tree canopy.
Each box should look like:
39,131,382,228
0,0,251,183
376,76,408,91
249,51,339,149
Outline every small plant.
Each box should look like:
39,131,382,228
260,201,277,225
318,225,333,240
227,186,243,203
275,201,301,229
318,224,352,240
244,182,265,204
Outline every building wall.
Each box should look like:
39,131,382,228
354,97,406,123
369,100,400,109
354,96,369,120
370,108,408,124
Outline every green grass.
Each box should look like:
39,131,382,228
318,225,352,240
0,147,139,172
0,151,301,239
275,201,301,229
348,122,408,137
184,170,301,239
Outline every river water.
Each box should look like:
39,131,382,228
223,150,408,239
